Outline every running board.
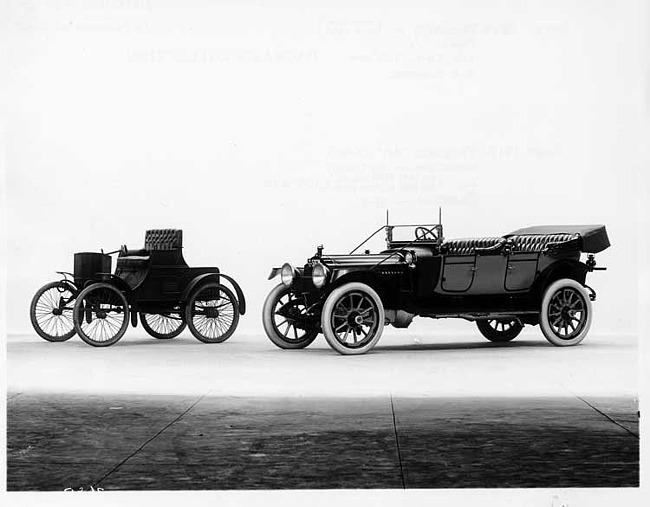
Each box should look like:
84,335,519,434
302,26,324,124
419,310,538,321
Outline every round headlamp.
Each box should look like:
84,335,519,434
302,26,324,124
280,263,295,286
404,250,416,266
312,262,329,288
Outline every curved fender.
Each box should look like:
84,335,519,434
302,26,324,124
182,273,247,315
219,273,246,315
268,267,281,280
182,273,220,302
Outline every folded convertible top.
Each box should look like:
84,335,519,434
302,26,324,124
504,225,610,253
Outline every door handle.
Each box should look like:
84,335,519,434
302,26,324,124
507,265,515,270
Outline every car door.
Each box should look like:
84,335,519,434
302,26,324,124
504,252,539,291
468,252,508,294
441,254,476,292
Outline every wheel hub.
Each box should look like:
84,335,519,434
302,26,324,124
96,310,107,319
204,307,219,319
52,308,62,316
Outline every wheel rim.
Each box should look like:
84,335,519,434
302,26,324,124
330,290,380,348
33,285,75,339
143,313,184,336
78,287,128,343
190,286,236,340
273,291,314,343
547,287,588,339
487,319,517,333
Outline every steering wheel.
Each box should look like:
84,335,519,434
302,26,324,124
415,226,439,242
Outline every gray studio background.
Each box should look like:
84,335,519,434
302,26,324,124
3,0,646,338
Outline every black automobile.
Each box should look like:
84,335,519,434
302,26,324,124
30,229,246,346
263,217,610,355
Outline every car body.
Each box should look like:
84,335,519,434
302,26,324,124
30,229,246,346
263,218,609,354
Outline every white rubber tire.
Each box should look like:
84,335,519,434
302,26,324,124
540,278,593,346
321,282,385,355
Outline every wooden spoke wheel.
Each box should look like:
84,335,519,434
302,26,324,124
476,319,523,342
321,282,385,355
262,284,319,349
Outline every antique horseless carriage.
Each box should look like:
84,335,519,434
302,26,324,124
263,214,610,355
30,229,246,347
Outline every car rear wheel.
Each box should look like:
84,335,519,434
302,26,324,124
262,284,319,349
476,319,523,342
140,312,186,339
73,283,130,347
30,281,77,342
540,278,592,346
321,282,385,355
185,282,239,343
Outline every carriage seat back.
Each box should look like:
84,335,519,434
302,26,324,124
145,229,183,250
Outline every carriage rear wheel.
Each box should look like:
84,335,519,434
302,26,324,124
30,281,77,342
185,282,239,343
140,313,186,339
73,283,130,347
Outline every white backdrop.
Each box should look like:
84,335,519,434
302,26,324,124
3,0,647,336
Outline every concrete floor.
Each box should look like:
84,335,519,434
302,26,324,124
6,329,640,490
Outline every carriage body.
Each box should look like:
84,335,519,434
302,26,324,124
31,229,245,346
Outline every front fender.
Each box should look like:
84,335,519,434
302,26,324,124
268,267,281,280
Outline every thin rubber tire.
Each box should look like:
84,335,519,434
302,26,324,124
30,281,77,342
140,312,186,339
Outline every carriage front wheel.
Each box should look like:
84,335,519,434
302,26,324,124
73,283,130,347
30,281,77,342
185,282,239,343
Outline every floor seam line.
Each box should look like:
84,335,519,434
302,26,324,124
92,394,206,487
574,394,639,440
390,393,406,490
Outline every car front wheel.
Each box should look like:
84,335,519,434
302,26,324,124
540,278,593,346
321,282,385,355
476,319,523,342
262,284,319,349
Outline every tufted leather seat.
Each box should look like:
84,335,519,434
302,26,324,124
508,233,579,253
442,237,506,255
145,229,183,250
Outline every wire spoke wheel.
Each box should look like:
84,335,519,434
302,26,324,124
73,283,130,347
540,278,592,346
140,312,186,339
322,282,385,355
476,318,523,343
185,282,239,343
30,281,77,342
263,284,319,349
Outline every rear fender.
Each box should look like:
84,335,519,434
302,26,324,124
218,273,246,315
182,273,246,316
533,259,588,302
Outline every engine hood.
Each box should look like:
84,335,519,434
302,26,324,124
315,252,407,268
